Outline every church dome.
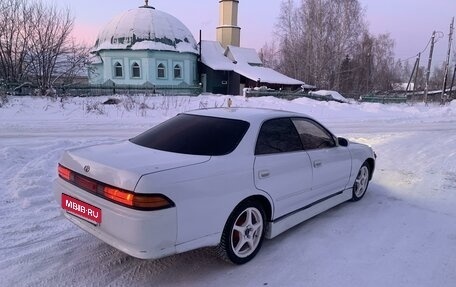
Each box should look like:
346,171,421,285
93,5,198,54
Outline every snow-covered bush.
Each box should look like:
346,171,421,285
0,95,8,108
85,101,105,115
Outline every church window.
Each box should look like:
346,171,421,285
157,63,166,79
174,64,182,79
132,62,141,78
114,62,123,77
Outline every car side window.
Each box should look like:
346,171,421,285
255,118,303,155
292,118,336,150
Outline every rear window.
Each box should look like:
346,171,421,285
130,114,250,156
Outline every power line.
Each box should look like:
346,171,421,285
398,31,446,64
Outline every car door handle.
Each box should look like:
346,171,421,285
258,170,270,178
313,160,322,168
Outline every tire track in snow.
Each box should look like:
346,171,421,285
1,107,456,286
0,138,119,287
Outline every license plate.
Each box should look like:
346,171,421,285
62,194,102,224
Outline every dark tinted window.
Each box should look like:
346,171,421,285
292,118,336,150
130,114,250,156
255,118,303,155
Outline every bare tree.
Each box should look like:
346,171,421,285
347,32,396,93
259,41,280,70
429,63,446,90
274,0,366,89
272,0,401,94
52,41,91,87
26,1,74,93
371,33,396,91
0,0,33,83
0,0,89,95
400,60,412,83
275,0,303,79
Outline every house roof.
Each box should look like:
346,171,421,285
200,40,235,71
200,41,304,86
225,45,262,65
89,55,103,65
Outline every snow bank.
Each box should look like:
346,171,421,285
1,95,454,127
1,95,456,286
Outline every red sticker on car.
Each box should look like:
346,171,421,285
62,194,102,224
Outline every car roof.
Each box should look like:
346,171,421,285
184,107,308,124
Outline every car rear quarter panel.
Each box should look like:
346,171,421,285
134,155,269,248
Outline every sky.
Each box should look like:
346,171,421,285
60,0,456,67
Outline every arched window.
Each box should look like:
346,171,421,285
114,62,123,77
132,62,141,78
174,64,182,79
157,63,166,79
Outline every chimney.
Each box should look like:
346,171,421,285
216,0,241,48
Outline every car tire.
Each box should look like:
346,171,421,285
351,162,370,201
217,200,266,264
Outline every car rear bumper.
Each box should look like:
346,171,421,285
54,178,177,259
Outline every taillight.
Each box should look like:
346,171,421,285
58,164,72,181
133,194,173,209
103,186,172,209
57,164,174,210
104,186,134,206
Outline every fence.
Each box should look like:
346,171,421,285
360,92,455,104
245,90,347,103
1,81,455,104
0,82,202,97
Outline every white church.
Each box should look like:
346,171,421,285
89,0,303,95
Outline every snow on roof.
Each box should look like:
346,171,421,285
311,90,347,102
302,83,317,89
200,41,235,71
201,41,303,86
93,6,198,54
226,46,262,65
235,63,304,85
393,83,414,91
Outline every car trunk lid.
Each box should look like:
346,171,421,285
59,140,210,191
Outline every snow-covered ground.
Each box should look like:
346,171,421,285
1,95,455,287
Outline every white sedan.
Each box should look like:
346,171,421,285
54,108,376,264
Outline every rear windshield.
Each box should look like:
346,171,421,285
130,114,250,156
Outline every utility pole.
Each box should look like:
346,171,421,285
449,65,456,100
413,53,421,99
441,17,454,105
405,54,420,99
424,31,436,104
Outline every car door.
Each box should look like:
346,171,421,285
253,118,313,219
291,118,351,201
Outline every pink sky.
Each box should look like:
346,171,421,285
67,0,456,67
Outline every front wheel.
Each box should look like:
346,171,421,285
351,163,370,201
217,201,265,264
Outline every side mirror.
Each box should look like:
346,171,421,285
338,137,349,147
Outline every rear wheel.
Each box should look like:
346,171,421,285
217,201,265,264
352,162,370,201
